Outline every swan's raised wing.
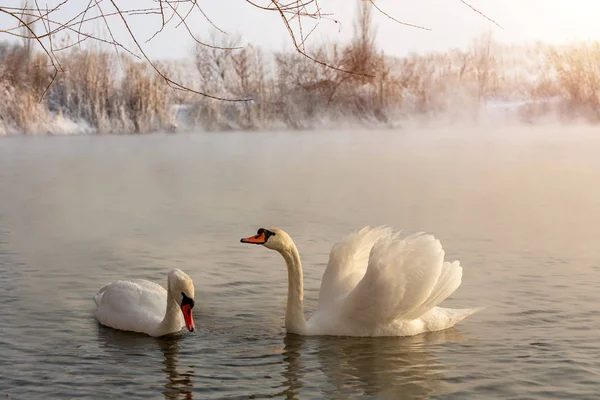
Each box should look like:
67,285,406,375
317,226,394,311
340,233,463,326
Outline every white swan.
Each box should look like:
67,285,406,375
93,269,196,337
241,226,480,337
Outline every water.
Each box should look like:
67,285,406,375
1,126,599,399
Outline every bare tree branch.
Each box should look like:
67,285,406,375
0,0,499,100
368,0,430,31
460,0,503,30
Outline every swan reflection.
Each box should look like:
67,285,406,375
278,328,464,399
280,334,307,399
96,326,194,399
159,337,194,399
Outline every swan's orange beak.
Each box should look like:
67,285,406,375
181,304,195,332
240,232,266,244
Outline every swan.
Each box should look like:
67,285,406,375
93,269,196,337
240,226,480,337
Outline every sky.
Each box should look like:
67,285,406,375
3,0,600,60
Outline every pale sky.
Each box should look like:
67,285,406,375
3,0,600,60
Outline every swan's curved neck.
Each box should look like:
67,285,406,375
158,282,181,336
279,243,307,335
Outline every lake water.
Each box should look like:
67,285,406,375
1,126,599,399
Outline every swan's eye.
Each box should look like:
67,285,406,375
181,292,195,309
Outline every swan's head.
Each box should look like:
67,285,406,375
240,228,292,252
168,269,196,332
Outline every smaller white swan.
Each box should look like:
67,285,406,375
241,226,480,337
93,269,196,337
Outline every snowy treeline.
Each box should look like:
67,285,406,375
2,4,600,134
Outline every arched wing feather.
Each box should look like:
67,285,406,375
317,226,394,311
340,233,462,326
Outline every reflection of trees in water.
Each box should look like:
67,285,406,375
96,326,194,399
270,329,464,399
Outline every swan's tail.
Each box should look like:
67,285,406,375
412,260,483,326
446,307,484,325
403,260,463,320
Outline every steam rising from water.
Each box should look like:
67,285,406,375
1,127,600,398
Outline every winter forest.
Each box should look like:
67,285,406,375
2,1,600,135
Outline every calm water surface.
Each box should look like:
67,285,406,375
1,127,600,399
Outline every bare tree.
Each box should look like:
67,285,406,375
471,32,497,105
342,0,378,79
0,1,325,100
1,1,500,100
546,42,600,119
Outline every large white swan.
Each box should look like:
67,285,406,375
93,269,196,337
241,226,480,337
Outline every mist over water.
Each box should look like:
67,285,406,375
1,126,599,399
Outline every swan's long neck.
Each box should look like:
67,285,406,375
158,282,181,336
279,243,307,335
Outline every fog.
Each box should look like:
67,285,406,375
2,125,600,397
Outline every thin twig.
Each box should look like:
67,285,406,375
107,0,251,101
368,0,430,31
460,0,503,30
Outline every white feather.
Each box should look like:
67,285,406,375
93,270,195,337
318,225,394,311
247,226,480,337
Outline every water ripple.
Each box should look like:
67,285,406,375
2,132,600,398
